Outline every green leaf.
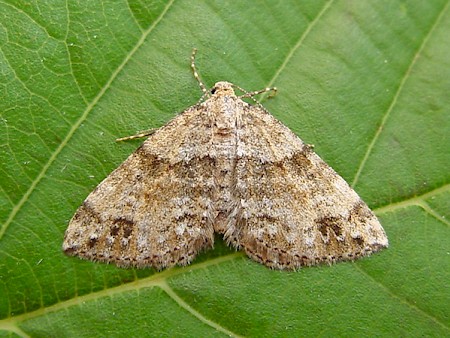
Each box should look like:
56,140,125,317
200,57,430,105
1,0,449,336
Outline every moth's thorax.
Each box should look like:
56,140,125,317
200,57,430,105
201,84,244,146
209,96,241,132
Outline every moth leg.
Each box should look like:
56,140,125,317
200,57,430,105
115,129,156,142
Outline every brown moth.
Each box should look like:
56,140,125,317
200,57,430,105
63,50,388,270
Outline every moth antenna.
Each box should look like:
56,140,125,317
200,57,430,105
191,48,208,96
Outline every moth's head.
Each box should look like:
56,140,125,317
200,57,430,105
211,81,235,97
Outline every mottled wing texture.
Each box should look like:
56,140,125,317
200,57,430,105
63,105,216,269
64,80,388,271
226,104,389,269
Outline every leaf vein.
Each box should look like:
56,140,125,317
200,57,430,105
351,1,450,188
0,0,176,240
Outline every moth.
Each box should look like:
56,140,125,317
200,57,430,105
63,50,388,270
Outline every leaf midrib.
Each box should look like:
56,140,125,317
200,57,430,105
0,253,242,331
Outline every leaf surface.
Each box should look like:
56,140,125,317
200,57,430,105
0,1,449,336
